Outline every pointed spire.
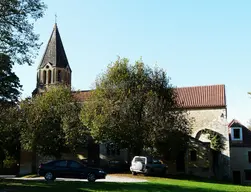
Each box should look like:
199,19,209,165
38,23,71,71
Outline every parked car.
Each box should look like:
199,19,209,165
38,160,107,182
130,156,167,176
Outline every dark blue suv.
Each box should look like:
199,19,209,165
38,160,106,182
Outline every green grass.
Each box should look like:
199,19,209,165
0,176,251,192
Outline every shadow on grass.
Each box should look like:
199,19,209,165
0,179,249,192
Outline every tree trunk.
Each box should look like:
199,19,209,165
31,149,37,174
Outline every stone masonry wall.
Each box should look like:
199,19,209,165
187,108,230,179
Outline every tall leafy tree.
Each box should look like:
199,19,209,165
0,0,46,65
0,53,22,170
0,105,20,169
0,53,22,103
81,57,192,159
20,85,88,159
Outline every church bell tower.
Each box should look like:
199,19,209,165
33,23,71,94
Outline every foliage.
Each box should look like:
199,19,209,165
0,55,21,166
81,57,192,158
20,85,88,158
0,0,47,65
0,53,22,103
0,105,20,168
200,129,225,152
3,156,17,168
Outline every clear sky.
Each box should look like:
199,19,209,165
13,0,251,126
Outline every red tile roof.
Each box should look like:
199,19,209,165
72,84,226,109
72,90,92,102
176,84,226,108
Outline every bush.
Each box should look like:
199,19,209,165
3,156,17,168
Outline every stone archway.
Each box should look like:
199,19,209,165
195,128,226,152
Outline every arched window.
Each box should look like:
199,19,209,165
39,70,42,84
48,70,52,84
43,70,47,84
53,69,55,83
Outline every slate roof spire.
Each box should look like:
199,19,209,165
38,23,71,71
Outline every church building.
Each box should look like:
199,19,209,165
19,24,230,180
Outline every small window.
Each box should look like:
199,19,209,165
233,129,240,139
69,161,82,168
55,160,67,167
231,127,243,141
245,170,251,180
248,152,251,163
48,70,52,84
190,150,197,161
43,70,47,84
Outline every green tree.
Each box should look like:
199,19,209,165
0,53,22,103
0,53,22,170
80,57,192,159
0,0,46,65
0,105,20,169
20,85,88,159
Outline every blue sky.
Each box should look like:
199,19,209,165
13,0,251,125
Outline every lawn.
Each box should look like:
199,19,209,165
0,175,251,192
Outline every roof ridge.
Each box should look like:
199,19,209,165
176,84,225,89
228,119,246,128
75,85,226,109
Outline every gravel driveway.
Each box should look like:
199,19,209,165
7,175,147,183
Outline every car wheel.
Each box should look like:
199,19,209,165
87,173,96,182
144,168,151,176
44,172,55,181
132,171,137,175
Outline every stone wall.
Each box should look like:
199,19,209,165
188,108,230,179
186,139,214,178
165,138,213,178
